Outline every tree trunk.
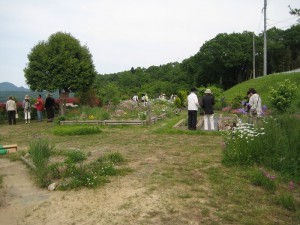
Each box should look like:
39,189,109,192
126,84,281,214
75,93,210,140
59,90,69,116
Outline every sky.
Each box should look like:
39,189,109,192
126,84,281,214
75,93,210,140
0,0,299,88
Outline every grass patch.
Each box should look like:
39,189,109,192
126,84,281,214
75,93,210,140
275,192,297,211
52,125,102,136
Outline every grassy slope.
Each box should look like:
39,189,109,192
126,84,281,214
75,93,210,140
222,72,300,107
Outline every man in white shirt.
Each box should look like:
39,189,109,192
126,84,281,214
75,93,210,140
187,87,199,130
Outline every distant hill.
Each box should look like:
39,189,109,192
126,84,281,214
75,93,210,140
0,82,30,92
0,82,75,103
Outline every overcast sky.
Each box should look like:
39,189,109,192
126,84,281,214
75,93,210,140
0,0,299,88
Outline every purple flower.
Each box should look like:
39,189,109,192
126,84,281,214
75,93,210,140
262,105,268,111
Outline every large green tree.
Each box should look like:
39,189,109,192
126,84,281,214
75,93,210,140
24,32,97,95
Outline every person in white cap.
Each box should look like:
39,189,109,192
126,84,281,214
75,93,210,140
201,89,215,130
22,94,31,123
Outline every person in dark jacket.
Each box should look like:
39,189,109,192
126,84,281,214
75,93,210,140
201,89,215,130
45,93,55,122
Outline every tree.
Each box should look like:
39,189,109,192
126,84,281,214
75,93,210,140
289,5,300,23
24,32,97,114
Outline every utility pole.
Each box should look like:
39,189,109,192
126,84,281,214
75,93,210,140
263,0,267,76
253,33,256,79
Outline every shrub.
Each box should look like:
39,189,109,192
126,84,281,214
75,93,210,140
269,79,298,113
174,97,182,108
177,90,188,107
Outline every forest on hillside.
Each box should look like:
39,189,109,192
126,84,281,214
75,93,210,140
93,24,300,103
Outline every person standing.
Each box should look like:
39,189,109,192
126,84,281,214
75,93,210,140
248,88,262,124
35,94,43,122
22,95,31,124
45,93,55,122
6,96,17,125
187,87,199,130
202,89,215,131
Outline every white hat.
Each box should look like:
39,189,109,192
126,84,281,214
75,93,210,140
204,89,212,94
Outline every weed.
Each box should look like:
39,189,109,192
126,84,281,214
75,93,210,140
29,139,53,187
65,151,86,163
275,193,297,211
249,169,277,192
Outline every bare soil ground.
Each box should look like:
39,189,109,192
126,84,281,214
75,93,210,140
0,119,298,225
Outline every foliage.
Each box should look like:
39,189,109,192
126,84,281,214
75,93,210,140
174,97,182,108
249,168,277,192
78,89,100,107
223,114,300,180
275,192,297,211
269,79,298,113
52,125,102,136
24,32,97,93
65,151,87,164
29,139,53,187
177,90,188,107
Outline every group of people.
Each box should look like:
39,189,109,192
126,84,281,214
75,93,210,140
243,88,263,124
187,87,215,131
187,87,262,131
5,93,56,125
132,93,149,106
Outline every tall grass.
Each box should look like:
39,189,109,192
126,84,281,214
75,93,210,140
29,139,53,187
223,114,300,180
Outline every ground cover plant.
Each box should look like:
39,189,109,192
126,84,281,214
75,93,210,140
27,139,130,189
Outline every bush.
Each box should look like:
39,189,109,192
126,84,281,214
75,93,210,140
269,79,298,113
174,97,182,108
177,90,188,107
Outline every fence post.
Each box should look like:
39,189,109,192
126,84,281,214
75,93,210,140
147,103,152,125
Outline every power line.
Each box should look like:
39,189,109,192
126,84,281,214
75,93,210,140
268,17,298,26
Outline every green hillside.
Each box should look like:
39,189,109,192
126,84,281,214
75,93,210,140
222,72,300,108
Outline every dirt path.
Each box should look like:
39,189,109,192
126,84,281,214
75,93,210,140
0,158,59,225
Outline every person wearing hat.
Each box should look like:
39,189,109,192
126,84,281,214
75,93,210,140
22,95,31,123
201,89,215,130
187,87,199,130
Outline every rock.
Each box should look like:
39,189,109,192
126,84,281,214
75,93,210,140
48,183,57,191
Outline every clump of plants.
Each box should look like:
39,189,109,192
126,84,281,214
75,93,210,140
28,140,131,190
223,114,300,180
29,139,53,187
269,79,298,113
52,125,102,136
